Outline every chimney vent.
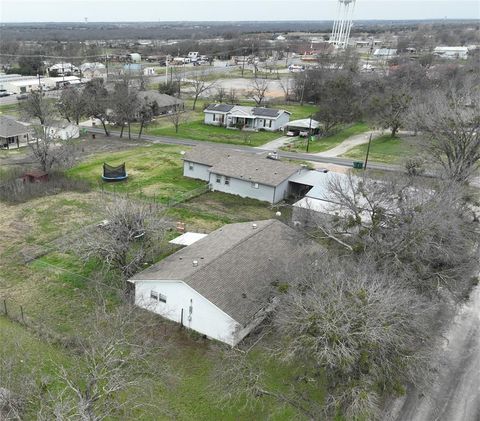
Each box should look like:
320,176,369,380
192,260,198,267
252,223,258,229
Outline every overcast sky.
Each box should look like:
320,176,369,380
1,0,479,22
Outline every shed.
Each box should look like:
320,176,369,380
21,170,48,183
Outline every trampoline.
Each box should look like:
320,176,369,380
102,162,128,182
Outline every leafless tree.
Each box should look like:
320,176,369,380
36,299,172,420
168,110,188,134
111,76,140,139
407,82,480,182
227,88,238,104
248,77,269,106
303,173,479,298
278,77,293,103
214,86,227,103
74,197,169,280
28,125,77,172
20,90,57,125
188,70,217,110
83,78,111,136
57,87,86,125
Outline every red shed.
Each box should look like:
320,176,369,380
21,170,49,183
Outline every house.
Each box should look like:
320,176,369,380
0,115,31,149
48,63,78,75
137,91,185,115
433,46,469,60
204,104,291,132
183,146,305,204
373,48,397,57
128,219,320,346
127,53,142,63
47,121,80,140
187,52,199,62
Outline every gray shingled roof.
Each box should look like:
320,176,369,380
205,103,235,113
183,145,247,167
137,91,183,107
131,220,320,325
209,153,301,187
252,107,281,117
0,115,30,138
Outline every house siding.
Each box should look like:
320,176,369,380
273,178,291,203
183,160,211,181
133,280,240,346
275,112,291,131
210,173,276,203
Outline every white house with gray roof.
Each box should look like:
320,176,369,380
204,103,290,131
128,219,319,346
183,146,305,203
0,115,31,149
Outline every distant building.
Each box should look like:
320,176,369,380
48,63,78,75
373,48,397,57
187,52,199,62
47,121,80,141
204,104,291,132
127,53,142,63
137,91,184,115
433,46,469,60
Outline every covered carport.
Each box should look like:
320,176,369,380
283,118,321,136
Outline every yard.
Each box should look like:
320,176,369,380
133,101,319,147
281,122,370,153
0,138,309,419
342,133,420,164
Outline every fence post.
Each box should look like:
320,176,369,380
3,299,7,316
20,305,25,324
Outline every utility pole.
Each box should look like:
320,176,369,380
363,133,373,175
306,114,313,153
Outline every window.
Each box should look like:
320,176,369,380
213,114,217,122
224,177,230,185
188,162,194,170
150,290,167,303
216,175,221,183
251,182,259,189
268,120,272,128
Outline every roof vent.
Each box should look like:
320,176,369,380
252,223,258,229
192,260,198,267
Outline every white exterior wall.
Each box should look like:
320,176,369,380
273,178,291,203
183,160,211,181
49,124,80,140
274,112,291,131
210,173,276,203
134,280,240,346
204,112,225,126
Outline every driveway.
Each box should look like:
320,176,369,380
258,135,295,151
315,130,381,157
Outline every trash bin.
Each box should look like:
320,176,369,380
92,134,96,139
353,161,364,169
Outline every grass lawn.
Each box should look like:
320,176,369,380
282,122,370,153
342,134,419,164
136,101,319,147
66,144,205,202
0,102,21,118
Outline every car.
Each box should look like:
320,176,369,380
16,94,29,100
0,91,11,97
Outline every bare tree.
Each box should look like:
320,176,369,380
111,77,140,139
407,82,480,182
74,197,168,280
214,86,227,103
188,70,217,110
57,87,86,125
278,77,293,103
248,77,269,106
227,88,238,104
83,78,111,136
20,90,56,125
167,110,188,134
28,125,77,172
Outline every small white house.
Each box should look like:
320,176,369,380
204,104,291,132
127,53,142,63
48,121,80,140
373,48,397,57
183,145,304,204
128,219,319,346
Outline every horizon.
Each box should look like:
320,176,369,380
1,0,479,23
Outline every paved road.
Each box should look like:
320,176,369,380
85,127,404,173
386,283,480,421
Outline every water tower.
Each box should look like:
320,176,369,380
330,0,356,49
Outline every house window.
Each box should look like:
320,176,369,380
216,175,221,183
213,114,217,122
150,290,167,303
188,162,194,170
268,120,272,128
224,177,230,185
252,182,259,189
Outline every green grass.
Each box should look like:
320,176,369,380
283,122,370,153
134,101,319,147
67,144,205,202
342,134,418,164
0,102,21,118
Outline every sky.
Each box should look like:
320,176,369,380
0,0,479,23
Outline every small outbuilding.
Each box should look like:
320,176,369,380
21,170,49,183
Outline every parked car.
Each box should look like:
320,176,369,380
16,94,29,100
0,91,11,97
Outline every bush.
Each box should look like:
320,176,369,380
0,169,90,203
